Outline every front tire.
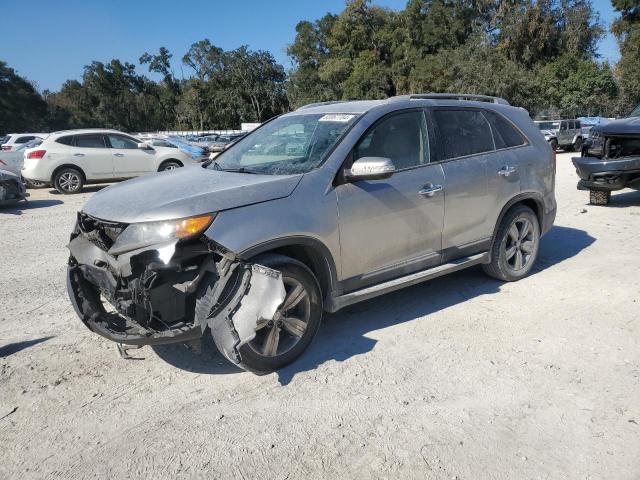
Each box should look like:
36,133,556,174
53,168,84,194
589,189,610,205
573,137,583,152
483,205,540,282
199,254,323,374
159,160,181,172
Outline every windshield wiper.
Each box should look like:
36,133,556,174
218,167,259,174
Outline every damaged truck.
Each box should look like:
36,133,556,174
67,94,557,373
574,105,640,205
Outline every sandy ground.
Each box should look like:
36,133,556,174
1,153,639,480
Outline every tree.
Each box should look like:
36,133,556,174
0,61,48,133
612,0,640,111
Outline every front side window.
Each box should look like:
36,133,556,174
483,110,526,149
107,134,139,149
354,110,429,169
433,109,494,159
75,134,106,148
560,122,567,131
209,113,359,175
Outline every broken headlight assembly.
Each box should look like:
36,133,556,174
109,213,215,254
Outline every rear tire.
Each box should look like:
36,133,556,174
573,137,583,152
589,189,610,205
549,139,558,151
53,168,84,194
483,205,540,282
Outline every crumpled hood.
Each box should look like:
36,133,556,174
595,116,640,136
82,166,303,223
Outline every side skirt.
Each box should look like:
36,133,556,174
326,252,490,313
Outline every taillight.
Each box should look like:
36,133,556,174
27,150,46,159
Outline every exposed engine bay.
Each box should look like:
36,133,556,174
66,212,286,365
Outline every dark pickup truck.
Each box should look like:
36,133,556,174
574,105,640,205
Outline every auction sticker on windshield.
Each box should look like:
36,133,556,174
319,114,356,122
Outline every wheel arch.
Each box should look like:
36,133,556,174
158,158,183,171
52,164,87,183
239,236,338,304
490,193,545,252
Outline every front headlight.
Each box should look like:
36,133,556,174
109,213,215,254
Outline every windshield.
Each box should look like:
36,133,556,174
209,113,359,175
630,104,640,118
537,122,560,130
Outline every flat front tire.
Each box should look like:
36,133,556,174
53,168,84,194
483,205,540,282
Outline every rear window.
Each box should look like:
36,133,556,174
483,110,527,149
433,109,494,159
76,134,106,148
15,136,36,144
56,135,75,146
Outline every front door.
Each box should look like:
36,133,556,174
106,133,155,178
336,110,445,291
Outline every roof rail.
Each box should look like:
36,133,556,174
409,93,510,106
296,101,349,111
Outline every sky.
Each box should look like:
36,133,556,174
0,0,621,92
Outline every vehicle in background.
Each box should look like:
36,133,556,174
22,129,203,194
535,119,583,151
0,139,47,187
0,169,28,205
1,133,48,151
66,93,556,374
573,104,640,205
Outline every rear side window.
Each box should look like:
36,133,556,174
107,134,139,149
433,110,494,159
56,135,75,146
76,134,106,148
483,110,527,149
16,136,36,144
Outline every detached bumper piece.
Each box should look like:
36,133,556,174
67,213,286,359
0,170,28,205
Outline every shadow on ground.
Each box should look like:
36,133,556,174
0,336,54,358
607,190,640,208
48,185,108,195
153,225,595,384
0,199,63,215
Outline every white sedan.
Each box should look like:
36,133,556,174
22,129,206,194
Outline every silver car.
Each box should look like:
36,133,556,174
67,94,556,373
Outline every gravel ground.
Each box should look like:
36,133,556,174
1,153,639,480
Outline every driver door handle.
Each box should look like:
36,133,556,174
418,184,443,197
114,153,125,157
498,166,517,177
73,153,84,157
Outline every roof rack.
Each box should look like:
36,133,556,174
409,93,510,105
296,101,349,111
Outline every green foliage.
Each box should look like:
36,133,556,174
0,61,48,133
612,0,640,111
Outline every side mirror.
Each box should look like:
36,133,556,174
346,157,395,181
137,143,151,150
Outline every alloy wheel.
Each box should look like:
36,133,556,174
504,217,536,271
248,276,310,357
59,172,81,192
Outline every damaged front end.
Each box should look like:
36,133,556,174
0,170,28,206
66,212,285,364
574,135,640,192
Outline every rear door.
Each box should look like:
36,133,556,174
70,134,114,179
431,108,495,257
106,133,156,178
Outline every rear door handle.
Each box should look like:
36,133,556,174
418,184,443,197
498,166,517,177
114,153,125,157
73,153,84,157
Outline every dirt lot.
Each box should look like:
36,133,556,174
1,152,639,479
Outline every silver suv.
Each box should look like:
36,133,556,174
67,94,557,373
535,119,583,152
